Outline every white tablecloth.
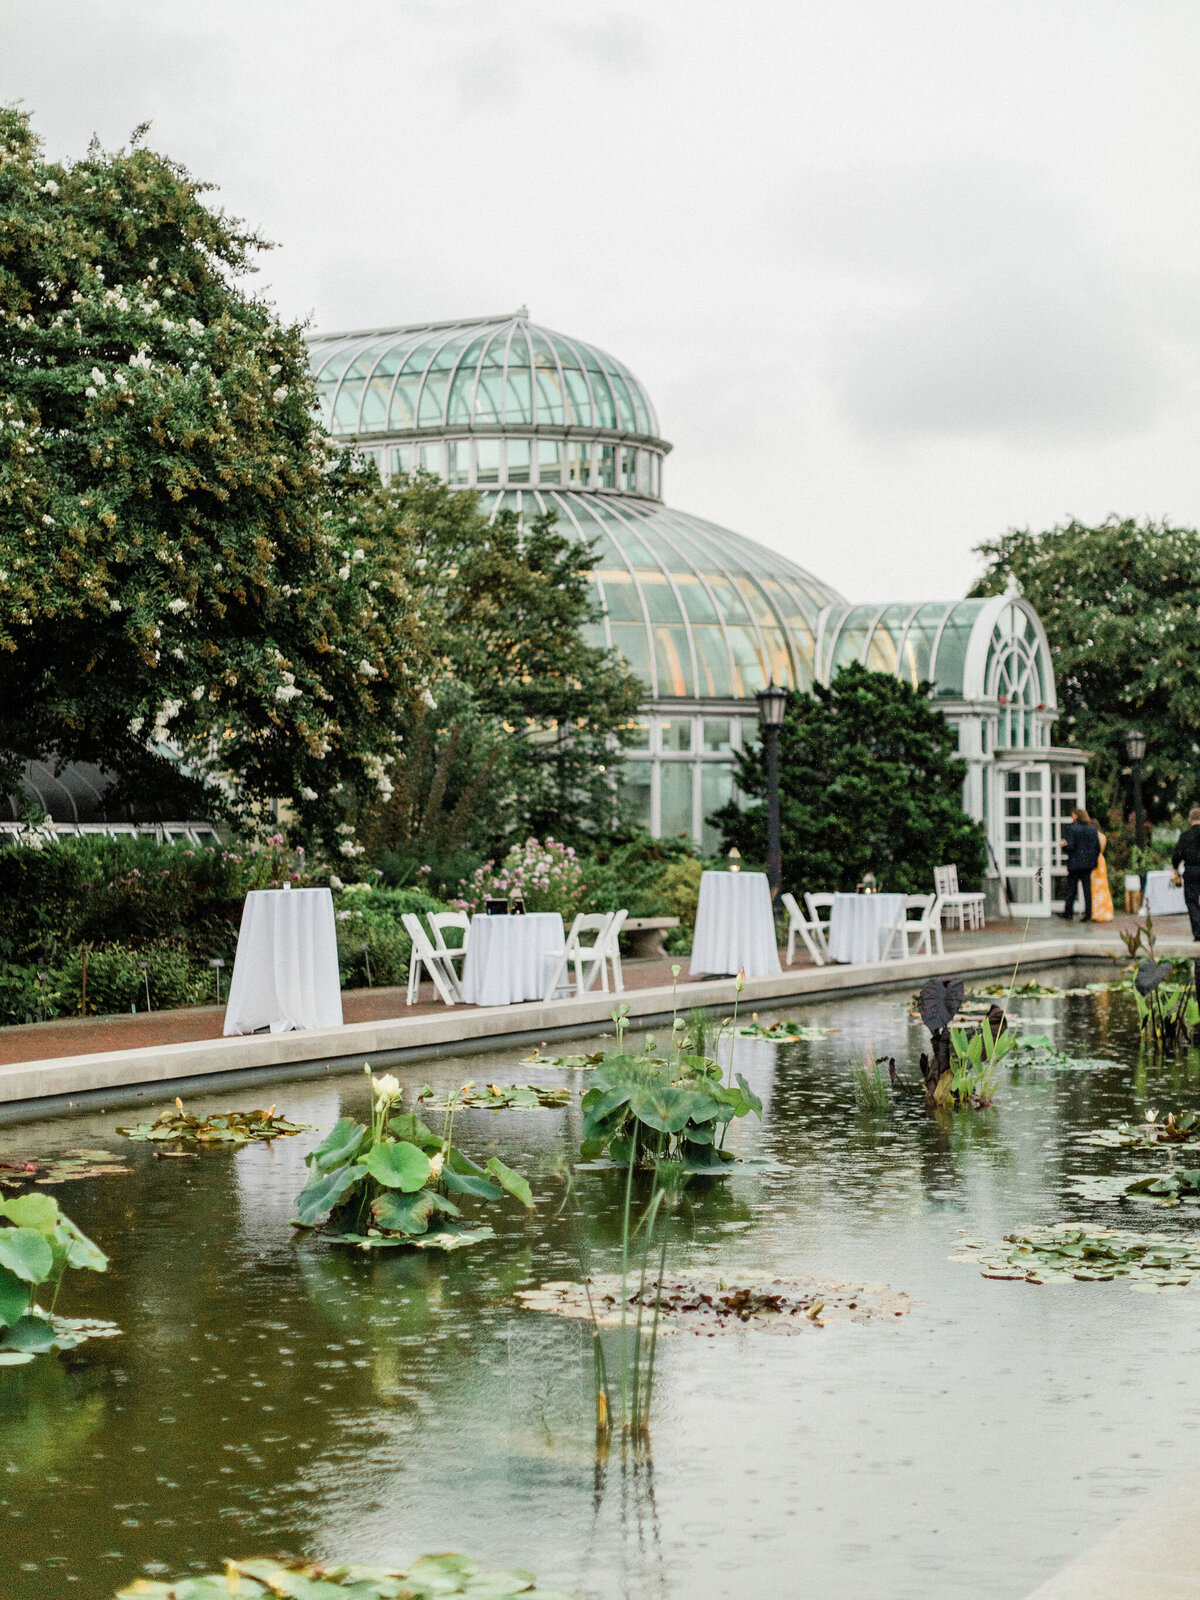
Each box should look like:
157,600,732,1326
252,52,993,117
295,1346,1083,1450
1144,871,1187,916
689,871,782,978
459,912,565,1006
826,892,907,964
223,887,343,1035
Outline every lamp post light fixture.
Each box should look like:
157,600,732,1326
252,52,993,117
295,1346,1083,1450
756,681,788,898
1125,729,1147,863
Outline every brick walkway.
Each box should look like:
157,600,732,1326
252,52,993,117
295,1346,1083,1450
0,909,1179,1068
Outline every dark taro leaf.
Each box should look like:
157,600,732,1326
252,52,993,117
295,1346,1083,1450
1136,960,1173,995
918,977,965,1033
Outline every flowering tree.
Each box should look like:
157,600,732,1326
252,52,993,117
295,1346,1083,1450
0,110,422,848
455,837,585,916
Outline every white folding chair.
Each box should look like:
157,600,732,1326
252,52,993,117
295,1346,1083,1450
781,892,826,966
542,911,624,1001
429,911,470,976
882,894,944,960
805,892,836,958
402,912,461,1006
934,864,986,931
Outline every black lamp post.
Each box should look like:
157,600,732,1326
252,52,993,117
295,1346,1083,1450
756,681,788,898
1125,728,1147,865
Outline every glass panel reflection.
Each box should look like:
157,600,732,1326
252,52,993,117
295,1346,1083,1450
660,720,693,752
659,763,694,839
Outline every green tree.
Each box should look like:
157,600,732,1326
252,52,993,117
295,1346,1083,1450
712,662,987,892
0,109,421,849
970,518,1200,821
351,474,643,856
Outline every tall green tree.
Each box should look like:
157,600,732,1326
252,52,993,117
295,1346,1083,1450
713,662,986,892
0,109,421,849
970,518,1200,820
350,474,643,856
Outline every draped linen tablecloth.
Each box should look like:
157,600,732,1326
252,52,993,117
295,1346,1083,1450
1143,871,1188,917
459,912,565,1006
826,892,907,964
223,887,343,1035
689,871,782,978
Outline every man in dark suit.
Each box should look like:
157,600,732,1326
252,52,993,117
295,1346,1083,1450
1171,806,1200,940
1057,807,1100,921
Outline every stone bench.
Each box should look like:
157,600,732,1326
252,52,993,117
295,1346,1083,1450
621,916,681,960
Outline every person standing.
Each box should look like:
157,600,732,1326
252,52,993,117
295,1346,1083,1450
1090,823,1114,923
1170,806,1200,940
1057,807,1100,921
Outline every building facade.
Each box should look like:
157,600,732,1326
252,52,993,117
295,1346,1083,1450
308,310,1086,914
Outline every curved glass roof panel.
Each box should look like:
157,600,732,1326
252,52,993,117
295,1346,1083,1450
479,489,842,701
309,314,663,442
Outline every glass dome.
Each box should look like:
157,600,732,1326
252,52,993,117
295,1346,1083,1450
306,311,844,701
308,311,662,444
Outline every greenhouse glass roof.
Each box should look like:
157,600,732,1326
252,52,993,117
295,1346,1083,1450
308,312,663,442
479,490,843,699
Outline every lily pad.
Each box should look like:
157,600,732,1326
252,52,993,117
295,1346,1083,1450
112,1551,574,1597
522,1049,605,1070
420,1083,571,1110
1080,1112,1200,1148
118,1101,308,1144
516,1272,912,1334
950,1222,1200,1291
0,1150,131,1187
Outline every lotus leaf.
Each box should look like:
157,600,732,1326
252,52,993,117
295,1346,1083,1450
737,1019,835,1040
0,1264,29,1324
114,1553,573,1598
360,1139,431,1192
371,1189,440,1233
441,1168,505,1201
0,1227,53,1284
308,1117,368,1173
1080,1111,1200,1148
386,1112,442,1151
0,1192,60,1231
485,1156,533,1208
293,1163,365,1226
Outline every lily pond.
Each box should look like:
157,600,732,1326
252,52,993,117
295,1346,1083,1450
6,963,1200,1598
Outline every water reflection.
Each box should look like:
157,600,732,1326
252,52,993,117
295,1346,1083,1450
2,970,1200,1597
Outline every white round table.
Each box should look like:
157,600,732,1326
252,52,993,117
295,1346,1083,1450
459,912,565,1006
223,887,343,1035
689,871,782,978
826,892,907,964
1143,870,1187,916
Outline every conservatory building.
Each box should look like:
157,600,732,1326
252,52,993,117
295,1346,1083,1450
307,310,1086,915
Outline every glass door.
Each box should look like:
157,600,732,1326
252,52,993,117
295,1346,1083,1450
1003,766,1051,914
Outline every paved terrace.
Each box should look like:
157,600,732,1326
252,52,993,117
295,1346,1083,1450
0,910,1190,1119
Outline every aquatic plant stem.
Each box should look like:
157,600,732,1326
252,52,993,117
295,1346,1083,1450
619,1125,637,1432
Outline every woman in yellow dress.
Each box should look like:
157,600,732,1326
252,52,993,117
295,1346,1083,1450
1088,811,1114,922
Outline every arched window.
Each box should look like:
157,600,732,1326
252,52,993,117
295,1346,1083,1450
986,609,1044,749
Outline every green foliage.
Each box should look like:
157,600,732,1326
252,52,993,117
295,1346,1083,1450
0,1192,115,1364
1082,1110,1200,1148
419,1082,571,1110
713,663,987,893
351,474,642,852
951,1223,1200,1292
971,518,1200,819
0,108,421,843
851,1054,892,1110
114,1552,574,1598
292,1077,532,1250
580,1049,762,1169
58,939,203,1015
332,883,449,988
117,1101,307,1143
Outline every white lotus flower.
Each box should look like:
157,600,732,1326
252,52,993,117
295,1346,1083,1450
373,1073,400,1103
429,1152,445,1180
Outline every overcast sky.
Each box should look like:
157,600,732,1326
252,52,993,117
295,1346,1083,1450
4,0,1199,603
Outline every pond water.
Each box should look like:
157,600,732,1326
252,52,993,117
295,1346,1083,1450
4,965,1200,1599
